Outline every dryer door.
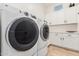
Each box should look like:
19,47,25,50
8,17,39,51
40,24,49,41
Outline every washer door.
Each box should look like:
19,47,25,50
40,24,49,41
8,17,39,51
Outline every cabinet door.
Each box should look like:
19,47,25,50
53,9,64,25
77,5,79,32
46,12,55,25
64,6,77,24
46,10,65,25
46,4,65,25
62,33,79,51
51,33,63,46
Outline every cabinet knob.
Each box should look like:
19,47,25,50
64,20,67,23
78,12,79,14
68,34,71,36
62,38,64,40
60,38,64,40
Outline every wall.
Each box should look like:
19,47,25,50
8,3,45,19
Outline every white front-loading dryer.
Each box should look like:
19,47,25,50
37,19,49,56
0,4,39,56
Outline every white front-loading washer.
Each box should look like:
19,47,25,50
37,19,49,56
0,4,39,56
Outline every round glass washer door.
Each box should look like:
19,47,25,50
8,17,39,51
40,24,49,41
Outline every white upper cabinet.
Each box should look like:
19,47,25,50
64,3,77,24
46,3,78,25
45,3,65,25
53,4,65,25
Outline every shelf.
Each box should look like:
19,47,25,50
49,23,77,26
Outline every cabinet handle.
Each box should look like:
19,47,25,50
68,34,71,36
62,38,64,40
60,38,62,40
64,20,67,23
78,12,79,14
60,38,64,40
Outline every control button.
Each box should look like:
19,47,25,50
31,15,36,19
24,12,29,16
